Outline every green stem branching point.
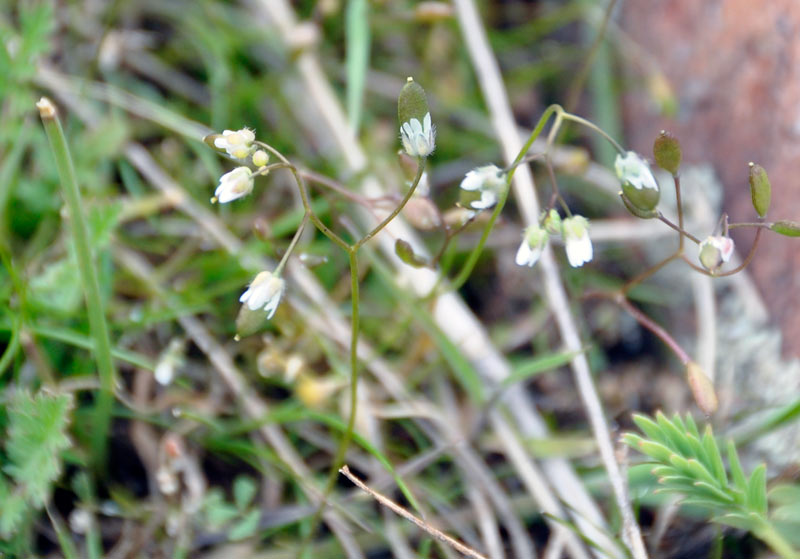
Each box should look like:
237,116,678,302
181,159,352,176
37,97,117,470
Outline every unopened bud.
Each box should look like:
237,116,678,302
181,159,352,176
543,209,562,235
252,150,269,167
403,197,441,231
653,131,681,175
698,236,734,272
748,162,771,218
395,239,428,268
771,220,800,237
686,361,718,415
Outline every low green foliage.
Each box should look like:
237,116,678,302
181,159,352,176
625,412,800,558
0,391,73,538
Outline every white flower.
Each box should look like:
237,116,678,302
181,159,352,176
214,128,255,159
215,167,254,203
459,164,506,210
240,271,285,318
562,216,593,267
615,151,658,192
515,224,548,268
698,235,734,271
400,112,435,157
154,339,185,386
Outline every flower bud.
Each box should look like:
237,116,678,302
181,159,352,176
615,151,660,212
771,220,800,237
252,150,269,167
395,239,428,268
542,209,562,235
698,235,734,272
653,131,681,175
748,162,771,218
686,361,718,415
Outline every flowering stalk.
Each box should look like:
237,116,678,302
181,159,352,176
37,98,117,469
449,104,561,291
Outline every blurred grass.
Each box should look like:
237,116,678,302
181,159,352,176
0,0,785,557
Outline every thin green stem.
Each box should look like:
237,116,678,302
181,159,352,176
274,212,309,276
353,158,426,250
450,105,561,291
256,141,351,251
657,212,701,244
561,112,626,154
301,250,361,558
674,175,685,250
38,98,116,469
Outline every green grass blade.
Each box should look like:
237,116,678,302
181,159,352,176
37,98,117,470
345,0,370,133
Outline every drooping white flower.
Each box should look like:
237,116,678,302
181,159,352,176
400,112,435,157
459,164,506,210
215,167,254,203
240,271,285,318
562,215,593,267
615,151,658,192
698,235,734,271
214,128,256,159
515,224,548,268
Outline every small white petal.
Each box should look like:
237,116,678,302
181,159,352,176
566,232,593,267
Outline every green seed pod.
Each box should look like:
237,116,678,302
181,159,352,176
615,151,660,212
398,77,429,125
619,192,658,219
653,130,682,175
395,239,428,268
748,162,771,218
771,220,800,237
236,305,268,339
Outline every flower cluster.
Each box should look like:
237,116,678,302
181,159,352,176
458,164,506,211
516,211,593,269
214,128,255,159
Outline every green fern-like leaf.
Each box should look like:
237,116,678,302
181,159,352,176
4,391,73,507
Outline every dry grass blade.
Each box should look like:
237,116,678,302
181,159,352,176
340,465,489,559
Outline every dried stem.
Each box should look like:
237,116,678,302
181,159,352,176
340,465,489,559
